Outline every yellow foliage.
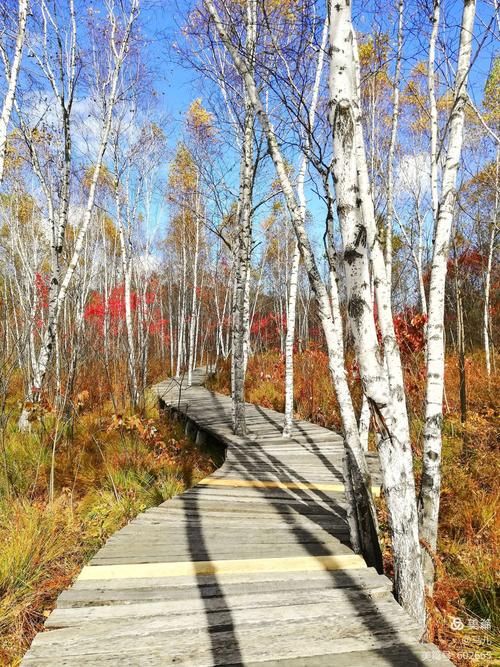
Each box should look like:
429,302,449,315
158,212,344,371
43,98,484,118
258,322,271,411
262,213,276,232
481,56,500,126
140,122,166,145
0,192,36,225
83,164,115,192
231,0,300,21
413,61,428,77
186,98,215,143
102,215,119,245
436,89,454,112
462,161,498,208
3,132,23,176
168,143,197,195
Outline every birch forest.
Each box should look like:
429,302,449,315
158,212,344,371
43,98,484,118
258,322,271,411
0,0,498,664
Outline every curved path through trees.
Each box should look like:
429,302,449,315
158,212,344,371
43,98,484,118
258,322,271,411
22,370,452,666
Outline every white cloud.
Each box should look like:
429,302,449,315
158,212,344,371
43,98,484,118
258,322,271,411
395,152,430,198
135,252,161,277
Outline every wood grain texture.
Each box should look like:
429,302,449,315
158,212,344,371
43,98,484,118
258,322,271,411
21,370,453,666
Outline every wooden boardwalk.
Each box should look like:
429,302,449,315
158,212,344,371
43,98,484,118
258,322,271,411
22,370,453,666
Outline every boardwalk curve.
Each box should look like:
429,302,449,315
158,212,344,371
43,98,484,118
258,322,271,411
22,370,453,666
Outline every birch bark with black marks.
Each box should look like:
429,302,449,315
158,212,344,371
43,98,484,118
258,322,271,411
418,0,476,591
428,0,441,224
232,0,256,436
385,0,404,282
329,0,425,625
283,15,328,438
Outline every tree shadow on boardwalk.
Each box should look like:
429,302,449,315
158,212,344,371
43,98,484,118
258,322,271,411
180,473,244,664
177,390,429,666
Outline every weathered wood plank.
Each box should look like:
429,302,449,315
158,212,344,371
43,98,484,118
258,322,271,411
20,370,450,666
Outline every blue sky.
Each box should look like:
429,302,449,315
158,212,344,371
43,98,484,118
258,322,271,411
136,0,498,267
146,0,498,126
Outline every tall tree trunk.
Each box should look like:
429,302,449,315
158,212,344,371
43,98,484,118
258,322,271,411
283,15,328,438
176,232,187,378
484,148,498,376
204,0,382,579
418,0,476,591
187,198,200,387
0,0,28,183
116,186,138,409
385,0,404,282
428,0,440,226
283,242,299,436
328,0,425,625
231,0,256,437
455,263,467,426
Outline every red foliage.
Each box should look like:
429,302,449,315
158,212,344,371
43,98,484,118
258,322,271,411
250,312,285,343
34,273,49,308
84,282,165,338
393,310,428,356
447,249,486,276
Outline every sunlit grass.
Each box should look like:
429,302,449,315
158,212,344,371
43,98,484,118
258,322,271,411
0,386,215,665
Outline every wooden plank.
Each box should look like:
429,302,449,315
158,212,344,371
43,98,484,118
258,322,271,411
77,554,367,580
23,618,424,665
196,477,381,496
46,587,396,627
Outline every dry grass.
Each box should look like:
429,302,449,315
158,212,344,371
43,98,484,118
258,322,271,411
0,387,215,666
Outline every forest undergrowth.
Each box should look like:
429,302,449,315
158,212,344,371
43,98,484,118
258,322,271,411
0,367,216,665
208,349,499,666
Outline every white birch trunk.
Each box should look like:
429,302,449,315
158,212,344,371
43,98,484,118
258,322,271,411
329,0,425,625
418,0,476,590
231,0,256,436
283,15,328,438
116,186,138,409
484,149,498,376
428,0,441,224
187,200,200,387
176,227,187,378
385,0,404,282
358,394,370,452
0,0,28,184
204,0,382,575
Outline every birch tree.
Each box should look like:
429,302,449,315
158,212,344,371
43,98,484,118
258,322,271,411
0,0,28,183
482,58,500,375
328,0,425,624
18,0,139,429
384,0,404,283
283,16,328,438
484,151,498,376
418,0,477,589
230,0,256,436
203,0,384,595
